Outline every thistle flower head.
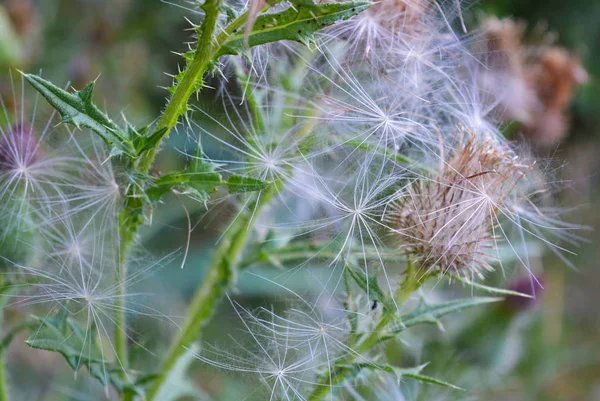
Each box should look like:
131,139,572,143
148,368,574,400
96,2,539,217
388,131,531,279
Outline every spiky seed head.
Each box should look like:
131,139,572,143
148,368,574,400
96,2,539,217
387,131,530,279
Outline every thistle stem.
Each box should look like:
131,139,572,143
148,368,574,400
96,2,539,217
146,185,277,400
138,1,248,174
113,0,224,396
0,275,9,401
115,233,133,383
308,260,423,401
0,349,7,401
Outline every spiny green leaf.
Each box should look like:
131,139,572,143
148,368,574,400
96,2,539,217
23,74,136,157
343,362,463,390
395,296,503,333
169,1,370,95
133,126,168,155
226,174,271,193
25,308,104,367
147,171,223,203
25,308,147,396
345,262,387,304
453,277,535,299
343,137,418,168
147,161,270,203
217,1,371,56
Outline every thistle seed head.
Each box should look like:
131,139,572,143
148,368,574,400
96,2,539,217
0,123,40,172
388,131,531,279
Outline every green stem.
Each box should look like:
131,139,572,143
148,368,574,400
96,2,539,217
115,231,133,383
308,260,423,401
0,277,8,401
146,185,277,400
0,349,7,401
138,2,249,174
113,0,223,396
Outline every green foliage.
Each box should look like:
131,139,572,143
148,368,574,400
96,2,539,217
23,74,136,157
343,362,463,390
345,263,388,306
216,0,371,56
170,0,370,95
226,174,271,193
25,308,149,396
453,277,535,298
393,296,503,334
147,166,271,203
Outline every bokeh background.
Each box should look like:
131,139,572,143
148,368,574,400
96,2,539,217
0,0,598,400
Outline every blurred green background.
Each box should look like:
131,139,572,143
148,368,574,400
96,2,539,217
0,0,598,400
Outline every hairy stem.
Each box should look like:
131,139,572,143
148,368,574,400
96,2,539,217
138,1,248,174
308,260,422,401
115,231,133,383
146,185,277,400
0,349,7,401
113,0,223,395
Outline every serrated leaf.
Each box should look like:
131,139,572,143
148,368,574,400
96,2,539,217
454,277,535,299
217,0,370,56
226,174,271,193
25,308,105,367
169,0,369,95
133,125,169,155
147,171,223,202
344,362,463,390
345,262,387,304
147,162,270,203
25,308,147,396
396,296,503,333
23,74,136,157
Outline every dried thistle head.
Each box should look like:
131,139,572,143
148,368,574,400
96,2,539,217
476,17,587,147
387,131,531,279
523,47,588,146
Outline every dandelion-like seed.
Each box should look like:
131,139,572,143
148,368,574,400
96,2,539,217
388,131,531,279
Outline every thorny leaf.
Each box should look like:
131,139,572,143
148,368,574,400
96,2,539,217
342,362,463,390
132,125,168,155
345,262,388,306
386,296,503,335
170,0,370,95
23,74,136,157
453,277,535,299
147,171,223,204
216,0,371,56
147,162,271,204
25,307,147,396
226,174,271,193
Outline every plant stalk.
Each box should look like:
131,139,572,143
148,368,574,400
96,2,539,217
114,0,223,396
308,260,423,401
0,349,7,401
138,1,249,174
146,185,277,400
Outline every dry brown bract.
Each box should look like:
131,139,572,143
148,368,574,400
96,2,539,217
477,18,587,148
388,131,531,279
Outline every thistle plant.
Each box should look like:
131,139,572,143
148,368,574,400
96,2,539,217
0,0,588,400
